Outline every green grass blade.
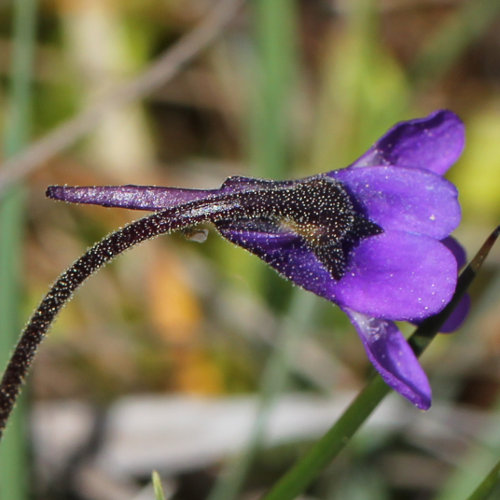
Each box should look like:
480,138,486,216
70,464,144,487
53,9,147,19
152,470,167,500
411,0,500,83
0,1,37,498
467,460,500,500
249,0,297,180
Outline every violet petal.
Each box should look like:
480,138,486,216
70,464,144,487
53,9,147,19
343,307,432,409
217,225,458,323
411,236,470,332
216,220,337,299
330,166,460,239
332,231,458,320
412,293,470,333
351,110,465,175
438,236,469,332
439,294,471,333
441,236,467,269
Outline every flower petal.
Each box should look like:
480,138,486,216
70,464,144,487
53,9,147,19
439,294,471,333
351,110,465,175
331,166,460,239
441,236,467,269
333,231,457,320
343,308,432,409
216,220,338,299
439,237,469,332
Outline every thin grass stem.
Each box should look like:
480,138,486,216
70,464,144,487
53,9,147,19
0,0,37,498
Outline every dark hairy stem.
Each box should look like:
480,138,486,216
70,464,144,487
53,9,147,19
0,204,220,440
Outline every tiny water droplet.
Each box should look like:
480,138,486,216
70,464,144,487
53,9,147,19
182,227,208,243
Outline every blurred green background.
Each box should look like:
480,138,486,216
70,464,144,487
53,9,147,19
0,0,499,499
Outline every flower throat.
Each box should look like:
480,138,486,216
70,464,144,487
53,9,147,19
214,177,382,280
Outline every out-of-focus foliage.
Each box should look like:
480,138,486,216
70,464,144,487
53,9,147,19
1,0,499,499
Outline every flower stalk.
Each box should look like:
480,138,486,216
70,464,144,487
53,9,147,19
0,203,224,439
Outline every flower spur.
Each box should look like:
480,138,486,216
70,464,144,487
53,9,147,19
0,110,467,438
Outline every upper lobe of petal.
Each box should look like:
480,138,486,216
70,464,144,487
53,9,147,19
333,231,458,320
350,110,465,175
331,166,460,239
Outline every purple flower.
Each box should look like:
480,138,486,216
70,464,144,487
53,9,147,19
47,110,467,409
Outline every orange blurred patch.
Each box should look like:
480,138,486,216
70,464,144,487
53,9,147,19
146,246,201,344
171,348,223,395
146,247,224,394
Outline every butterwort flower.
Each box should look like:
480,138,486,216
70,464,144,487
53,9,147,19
43,110,467,409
